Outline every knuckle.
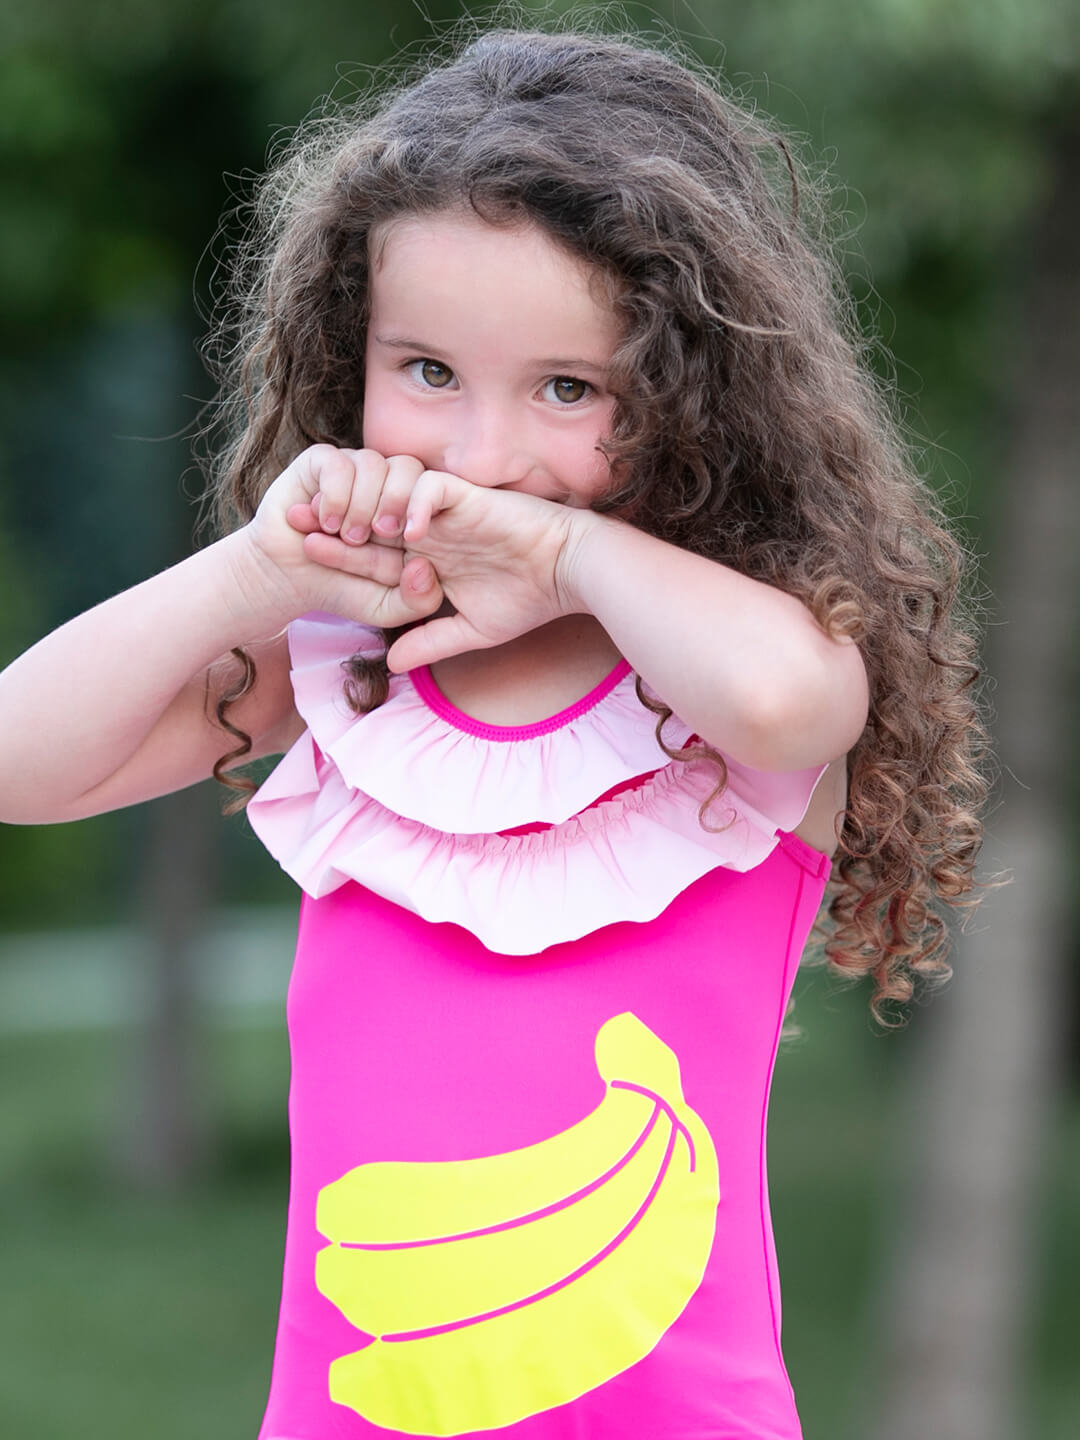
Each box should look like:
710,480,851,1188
306,442,341,468
344,448,387,485
389,453,425,481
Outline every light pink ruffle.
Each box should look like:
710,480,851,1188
248,612,828,952
284,612,692,833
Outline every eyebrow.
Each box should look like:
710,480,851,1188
373,333,610,373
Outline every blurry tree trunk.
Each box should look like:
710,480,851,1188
861,113,1080,1440
115,782,217,1187
112,337,218,1190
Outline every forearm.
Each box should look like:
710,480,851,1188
563,513,868,770
0,530,293,821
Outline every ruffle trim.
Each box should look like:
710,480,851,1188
284,612,693,833
249,739,827,955
248,611,829,952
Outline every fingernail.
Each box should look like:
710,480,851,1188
344,525,368,544
322,514,341,533
374,514,401,536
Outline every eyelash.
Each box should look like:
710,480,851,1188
403,359,594,405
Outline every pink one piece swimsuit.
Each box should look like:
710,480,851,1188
248,613,831,1440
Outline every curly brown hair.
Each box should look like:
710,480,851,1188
202,21,990,1023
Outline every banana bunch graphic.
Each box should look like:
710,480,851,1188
315,1012,719,1435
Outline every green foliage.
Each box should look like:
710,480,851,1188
0,476,42,657
696,0,1073,259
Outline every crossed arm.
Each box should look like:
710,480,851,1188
0,447,867,825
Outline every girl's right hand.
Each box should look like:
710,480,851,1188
0,444,446,825
244,445,445,629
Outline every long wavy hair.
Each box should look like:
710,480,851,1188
202,22,990,1022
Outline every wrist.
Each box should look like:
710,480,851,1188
554,508,620,617
216,527,308,640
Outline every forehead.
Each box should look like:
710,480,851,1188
368,211,621,355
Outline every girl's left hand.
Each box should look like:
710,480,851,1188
295,469,593,672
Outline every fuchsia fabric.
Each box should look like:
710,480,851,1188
248,613,831,1439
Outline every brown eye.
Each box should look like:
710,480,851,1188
417,359,454,388
549,376,588,404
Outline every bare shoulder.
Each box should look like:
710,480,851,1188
791,754,848,858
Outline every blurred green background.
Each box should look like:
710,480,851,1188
1,2,1078,1437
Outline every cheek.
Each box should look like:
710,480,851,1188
573,407,617,496
360,370,403,453
362,373,448,467
545,432,613,507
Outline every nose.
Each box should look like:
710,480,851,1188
439,403,531,489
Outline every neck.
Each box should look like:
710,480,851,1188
427,616,623,727
456,614,619,669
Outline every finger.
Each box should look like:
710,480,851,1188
402,469,460,544
305,445,365,535
285,501,322,534
317,567,444,632
385,611,487,673
300,538,444,630
302,531,407,588
399,554,439,599
303,538,447,617
335,448,399,545
373,556,444,627
371,454,425,541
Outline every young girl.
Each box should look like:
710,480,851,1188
0,25,986,1440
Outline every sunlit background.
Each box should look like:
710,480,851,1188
1,3,1078,1437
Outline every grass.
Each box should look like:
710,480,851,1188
0,1185,285,1438
0,1025,292,1440
0,974,1077,1439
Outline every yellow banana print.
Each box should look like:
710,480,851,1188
316,1012,720,1435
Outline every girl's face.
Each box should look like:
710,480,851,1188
362,211,620,507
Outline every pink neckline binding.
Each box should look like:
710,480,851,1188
409,659,633,742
